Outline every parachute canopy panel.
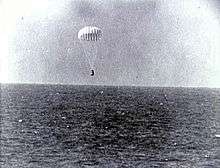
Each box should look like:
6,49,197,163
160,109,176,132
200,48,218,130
78,26,102,41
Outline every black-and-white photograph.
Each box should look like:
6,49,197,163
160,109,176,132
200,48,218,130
1,0,220,167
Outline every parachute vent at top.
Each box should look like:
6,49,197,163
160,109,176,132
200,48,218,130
78,26,102,41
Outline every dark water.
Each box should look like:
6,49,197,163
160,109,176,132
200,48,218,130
1,84,220,168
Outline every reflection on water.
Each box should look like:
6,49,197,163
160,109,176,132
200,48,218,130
1,84,220,167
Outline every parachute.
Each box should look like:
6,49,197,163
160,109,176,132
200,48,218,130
78,26,102,76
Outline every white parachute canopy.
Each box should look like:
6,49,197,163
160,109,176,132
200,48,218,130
78,26,102,41
78,26,102,70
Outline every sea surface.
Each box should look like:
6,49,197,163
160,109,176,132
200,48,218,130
1,84,220,168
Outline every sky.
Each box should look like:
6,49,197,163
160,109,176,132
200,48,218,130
0,0,220,87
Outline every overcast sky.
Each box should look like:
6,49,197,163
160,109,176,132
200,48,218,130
0,0,220,87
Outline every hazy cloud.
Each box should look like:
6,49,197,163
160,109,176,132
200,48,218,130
4,0,220,87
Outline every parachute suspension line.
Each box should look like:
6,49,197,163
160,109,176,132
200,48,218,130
80,41,93,69
79,41,99,70
93,41,98,69
129,40,141,81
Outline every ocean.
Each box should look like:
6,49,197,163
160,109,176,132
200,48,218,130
1,84,220,168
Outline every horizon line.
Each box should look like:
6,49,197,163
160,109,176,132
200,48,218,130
1,82,220,89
